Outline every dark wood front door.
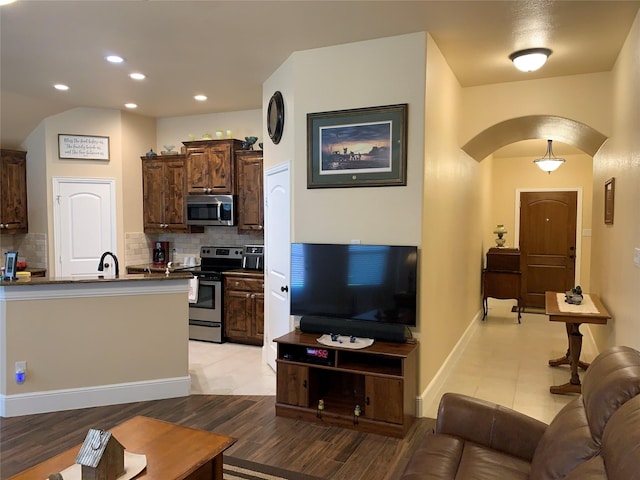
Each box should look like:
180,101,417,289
519,191,577,307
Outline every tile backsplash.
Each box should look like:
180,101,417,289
126,228,264,266
0,233,47,268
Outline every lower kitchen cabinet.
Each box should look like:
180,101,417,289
224,273,264,345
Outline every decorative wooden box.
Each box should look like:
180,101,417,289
76,429,125,480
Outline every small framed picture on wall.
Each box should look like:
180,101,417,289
604,177,615,225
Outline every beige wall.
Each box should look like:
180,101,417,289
122,111,156,233
156,109,262,154
590,12,640,350
460,72,612,145
420,34,483,388
484,152,594,291
289,33,426,246
2,290,187,396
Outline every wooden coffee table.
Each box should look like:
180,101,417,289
545,291,611,395
8,416,236,480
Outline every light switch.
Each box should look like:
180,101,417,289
634,248,640,268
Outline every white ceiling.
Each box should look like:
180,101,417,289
2,0,639,153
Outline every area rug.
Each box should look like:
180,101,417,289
512,306,546,315
224,456,324,480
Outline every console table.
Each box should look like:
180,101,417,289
274,330,418,438
482,247,522,322
545,291,611,395
9,416,236,480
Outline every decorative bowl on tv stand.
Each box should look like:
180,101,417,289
242,136,258,150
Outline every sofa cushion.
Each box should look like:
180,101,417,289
401,432,530,480
581,346,640,442
599,395,640,480
529,397,598,480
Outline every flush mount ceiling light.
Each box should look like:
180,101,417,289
129,72,146,80
534,139,565,173
194,94,208,101
105,55,125,64
509,48,552,72
124,103,138,109
54,84,69,91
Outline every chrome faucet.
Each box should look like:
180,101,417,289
97,251,120,277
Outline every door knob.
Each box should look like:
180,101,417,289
281,285,289,292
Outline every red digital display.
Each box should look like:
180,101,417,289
306,348,329,359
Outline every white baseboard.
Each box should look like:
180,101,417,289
417,309,482,418
0,376,191,418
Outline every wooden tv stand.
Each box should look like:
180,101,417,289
274,330,418,438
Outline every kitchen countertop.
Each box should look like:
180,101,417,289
127,264,264,278
0,272,193,287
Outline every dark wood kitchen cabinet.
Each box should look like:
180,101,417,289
224,273,264,345
235,150,264,233
0,149,28,234
183,139,243,195
141,154,203,233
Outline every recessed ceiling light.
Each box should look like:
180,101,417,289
124,103,138,109
194,94,208,101
129,73,146,80
54,84,69,91
105,55,125,64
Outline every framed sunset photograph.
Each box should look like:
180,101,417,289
307,104,407,188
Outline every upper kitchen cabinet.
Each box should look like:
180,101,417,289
0,149,28,234
236,150,264,233
142,154,203,234
183,139,243,195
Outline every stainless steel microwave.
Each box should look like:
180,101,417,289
186,194,235,226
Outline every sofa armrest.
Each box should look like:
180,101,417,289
436,392,548,461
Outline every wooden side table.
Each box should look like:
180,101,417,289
9,416,236,480
545,291,611,395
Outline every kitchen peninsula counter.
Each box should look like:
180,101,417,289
1,273,191,417
1,272,193,287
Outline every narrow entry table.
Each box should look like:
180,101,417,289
545,291,611,395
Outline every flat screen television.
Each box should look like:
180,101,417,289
290,243,418,327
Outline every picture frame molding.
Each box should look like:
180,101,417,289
306,103,408,188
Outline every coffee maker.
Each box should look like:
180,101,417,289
152,241,170,267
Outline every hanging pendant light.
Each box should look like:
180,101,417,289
534,139,565,173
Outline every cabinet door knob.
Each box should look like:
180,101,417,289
245,293,250,298
258,225,263,230
234,281,240,286
250,293,255,298
281,285,289,292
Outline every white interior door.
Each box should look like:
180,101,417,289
53,178,117,277
264,163,290,371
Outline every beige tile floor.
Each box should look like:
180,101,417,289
189,298,596,424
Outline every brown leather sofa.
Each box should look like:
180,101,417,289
401,346,640,479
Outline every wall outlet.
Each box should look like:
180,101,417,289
15,361,26,384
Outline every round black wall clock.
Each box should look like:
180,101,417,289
267,91,284,144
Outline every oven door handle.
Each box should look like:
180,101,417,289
198,280,220,286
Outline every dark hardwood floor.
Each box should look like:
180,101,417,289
0,395,434,480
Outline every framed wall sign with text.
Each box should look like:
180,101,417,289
58,134,110,161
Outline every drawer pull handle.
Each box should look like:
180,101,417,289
281,285,289,292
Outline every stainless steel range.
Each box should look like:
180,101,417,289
188,245,243,343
